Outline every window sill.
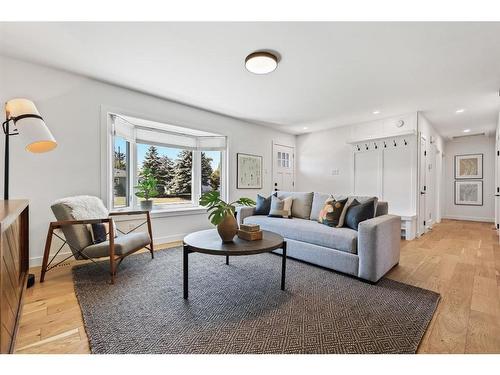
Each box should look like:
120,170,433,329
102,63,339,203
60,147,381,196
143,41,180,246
111,206,207,221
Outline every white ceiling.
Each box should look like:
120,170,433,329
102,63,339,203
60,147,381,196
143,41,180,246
1,22,499,137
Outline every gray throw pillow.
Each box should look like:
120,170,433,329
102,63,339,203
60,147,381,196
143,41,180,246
344,199,375,230
255,194,273,215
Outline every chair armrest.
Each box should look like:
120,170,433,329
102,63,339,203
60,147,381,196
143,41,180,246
236,206,256,225
109,210,150,216
357,214,401,282
50,218,111,229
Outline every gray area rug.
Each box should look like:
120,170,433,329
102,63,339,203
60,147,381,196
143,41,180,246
72,248,440,354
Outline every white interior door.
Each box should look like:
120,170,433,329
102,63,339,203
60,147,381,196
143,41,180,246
418,135,427,236
426,144,436,229
273,143,295,193
495,127,500,235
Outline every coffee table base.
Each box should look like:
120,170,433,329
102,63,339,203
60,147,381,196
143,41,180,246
183,241,287,299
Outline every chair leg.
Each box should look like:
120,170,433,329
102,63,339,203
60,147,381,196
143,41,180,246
40,225,54,282
109,219,116,284
146,211,154,259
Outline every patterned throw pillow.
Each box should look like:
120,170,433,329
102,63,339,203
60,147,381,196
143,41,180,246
268,195,293,218
318,198,348,227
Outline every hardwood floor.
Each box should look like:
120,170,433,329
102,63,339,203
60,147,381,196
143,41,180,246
14,220,500,354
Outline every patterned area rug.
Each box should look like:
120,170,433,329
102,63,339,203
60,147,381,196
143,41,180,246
72,247,439,354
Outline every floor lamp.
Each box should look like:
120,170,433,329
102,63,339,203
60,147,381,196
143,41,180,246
2,98,57,287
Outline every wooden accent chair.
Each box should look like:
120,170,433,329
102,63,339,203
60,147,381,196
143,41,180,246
41,199,154,284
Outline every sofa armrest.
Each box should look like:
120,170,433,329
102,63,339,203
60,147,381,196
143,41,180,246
236,206,256,225
357,214,401,282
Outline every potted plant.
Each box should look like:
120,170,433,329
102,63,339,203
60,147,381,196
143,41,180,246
200,191,255,242
135,168,159,211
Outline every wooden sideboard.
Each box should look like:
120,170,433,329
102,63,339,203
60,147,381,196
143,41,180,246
0,200,29,353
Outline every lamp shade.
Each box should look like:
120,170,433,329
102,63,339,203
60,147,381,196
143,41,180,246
5,98,57,153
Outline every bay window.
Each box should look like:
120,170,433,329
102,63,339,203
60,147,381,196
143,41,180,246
109,114,226,211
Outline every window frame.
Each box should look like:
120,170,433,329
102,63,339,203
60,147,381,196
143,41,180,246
102,109,227,214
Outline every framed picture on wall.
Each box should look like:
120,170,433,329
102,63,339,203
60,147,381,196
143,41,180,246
454,180,483,206
454,153,483,179
237,153,262,189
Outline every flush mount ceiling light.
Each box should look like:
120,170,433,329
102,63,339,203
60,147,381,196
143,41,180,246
245,51,278,74
373,110,381,115
463,129,471,133
456,108,465,114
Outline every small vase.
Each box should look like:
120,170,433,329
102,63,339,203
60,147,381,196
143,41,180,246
217,213,238,243
140,200,153,211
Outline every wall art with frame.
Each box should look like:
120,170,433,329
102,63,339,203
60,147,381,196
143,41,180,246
237,153,262,189
454,180,483,206
454,153,483,179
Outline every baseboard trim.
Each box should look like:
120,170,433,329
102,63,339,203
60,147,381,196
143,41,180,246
442,215,495,223
29,233,187,267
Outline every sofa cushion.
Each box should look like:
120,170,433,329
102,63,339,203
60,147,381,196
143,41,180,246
277,191,314,219
244,215,358,254
82,232,151,258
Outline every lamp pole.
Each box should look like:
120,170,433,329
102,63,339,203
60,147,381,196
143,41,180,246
3,117,11,200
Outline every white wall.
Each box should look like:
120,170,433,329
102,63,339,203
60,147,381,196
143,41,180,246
443,135,495,222
0,56,295,265
297,112,444,235
297,112,420,216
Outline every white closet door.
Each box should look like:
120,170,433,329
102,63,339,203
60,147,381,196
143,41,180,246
382,146,413,215
354,151,381,196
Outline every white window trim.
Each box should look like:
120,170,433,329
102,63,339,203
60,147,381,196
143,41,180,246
100,105,228,217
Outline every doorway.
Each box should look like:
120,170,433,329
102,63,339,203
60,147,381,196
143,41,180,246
272,143,295,193
418,135,427,236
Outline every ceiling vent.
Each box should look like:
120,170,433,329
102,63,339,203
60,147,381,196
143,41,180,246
451,132,486,140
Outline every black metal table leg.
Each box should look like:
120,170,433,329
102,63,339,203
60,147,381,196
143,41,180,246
226,255,229,265
183,244,189,299
281,241,287,290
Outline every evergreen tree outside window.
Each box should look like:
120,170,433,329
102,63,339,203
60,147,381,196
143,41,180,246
113,136,130,208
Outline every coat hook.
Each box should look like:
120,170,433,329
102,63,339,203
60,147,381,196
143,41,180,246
365,143,369,150
384,141,387,148
357,145,360,151
404,139,408,146
393,140,397,147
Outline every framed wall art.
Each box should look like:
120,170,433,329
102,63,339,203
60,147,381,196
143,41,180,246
454,153,483,179
454,180,483,206
237,153,262,189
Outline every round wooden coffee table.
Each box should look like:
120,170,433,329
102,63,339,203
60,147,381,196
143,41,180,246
182,229,286,299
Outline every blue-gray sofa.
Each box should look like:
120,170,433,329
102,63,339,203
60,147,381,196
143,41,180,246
237,192,401,283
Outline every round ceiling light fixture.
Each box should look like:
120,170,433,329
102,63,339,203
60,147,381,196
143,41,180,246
245,51,278,74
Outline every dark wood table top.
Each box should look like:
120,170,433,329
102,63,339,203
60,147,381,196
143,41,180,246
183,229,284,256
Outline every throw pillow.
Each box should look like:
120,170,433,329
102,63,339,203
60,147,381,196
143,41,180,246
344,199,375,230
268,195,293,218
318,197,348,227
337,196,357,228
255,194,273,215
90,223,108,244
277,191,314,219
